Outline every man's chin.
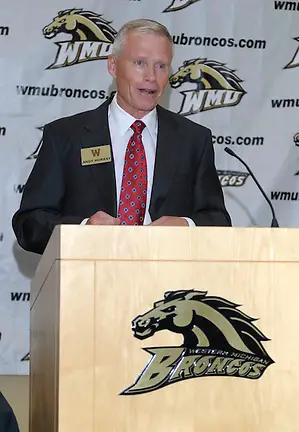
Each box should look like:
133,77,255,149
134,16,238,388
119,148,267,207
134,100,158,113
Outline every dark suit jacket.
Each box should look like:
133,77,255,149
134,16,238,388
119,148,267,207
0,392,20,432
12,99,231,254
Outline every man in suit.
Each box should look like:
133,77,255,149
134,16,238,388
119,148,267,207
12,18,231,255
0,392,20,432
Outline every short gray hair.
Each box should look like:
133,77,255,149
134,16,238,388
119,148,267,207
112,19,173,56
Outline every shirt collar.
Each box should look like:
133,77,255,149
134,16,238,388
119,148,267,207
109,93,158,140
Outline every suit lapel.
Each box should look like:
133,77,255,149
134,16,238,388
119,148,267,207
81,99,117,217
149,105,180,216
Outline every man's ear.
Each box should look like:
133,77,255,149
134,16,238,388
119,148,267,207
107,55,117,78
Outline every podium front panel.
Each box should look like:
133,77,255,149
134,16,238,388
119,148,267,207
30,227,299,432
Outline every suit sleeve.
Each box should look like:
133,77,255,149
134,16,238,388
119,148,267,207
191,128,232,226
12,124,83,254
0,392,20,432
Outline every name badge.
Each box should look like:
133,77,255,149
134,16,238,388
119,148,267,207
81,145,112,166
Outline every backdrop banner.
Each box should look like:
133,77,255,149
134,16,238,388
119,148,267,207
0,0,298,374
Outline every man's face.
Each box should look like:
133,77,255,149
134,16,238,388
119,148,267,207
108,30,172,118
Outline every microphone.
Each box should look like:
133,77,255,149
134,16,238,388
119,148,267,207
224,147,279,228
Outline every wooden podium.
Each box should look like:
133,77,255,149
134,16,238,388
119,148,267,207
30,226,299,432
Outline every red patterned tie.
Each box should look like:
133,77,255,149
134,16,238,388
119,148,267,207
118,120,147,225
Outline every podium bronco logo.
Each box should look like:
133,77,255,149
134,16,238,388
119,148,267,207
43,8,117,69
122,290,273,395
169,58,245,115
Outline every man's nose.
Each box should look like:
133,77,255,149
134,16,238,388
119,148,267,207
145,65,156,82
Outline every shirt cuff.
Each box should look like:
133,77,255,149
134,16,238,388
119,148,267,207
81,218,89,225
181,217,196,227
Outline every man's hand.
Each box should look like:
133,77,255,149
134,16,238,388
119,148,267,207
149,216,188,226
87,211,120,225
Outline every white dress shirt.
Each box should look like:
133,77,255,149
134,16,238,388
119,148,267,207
109,94,157,225
82,94,195,226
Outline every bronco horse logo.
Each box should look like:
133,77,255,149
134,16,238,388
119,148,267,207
26,127,44,160
122,290,273,395
285,36,299,69
169,58,246,115
43,9,117,69
294,133,299,175
163,0,201,13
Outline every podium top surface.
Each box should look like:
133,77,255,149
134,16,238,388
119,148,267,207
39,224,299,262
31,226,299,300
